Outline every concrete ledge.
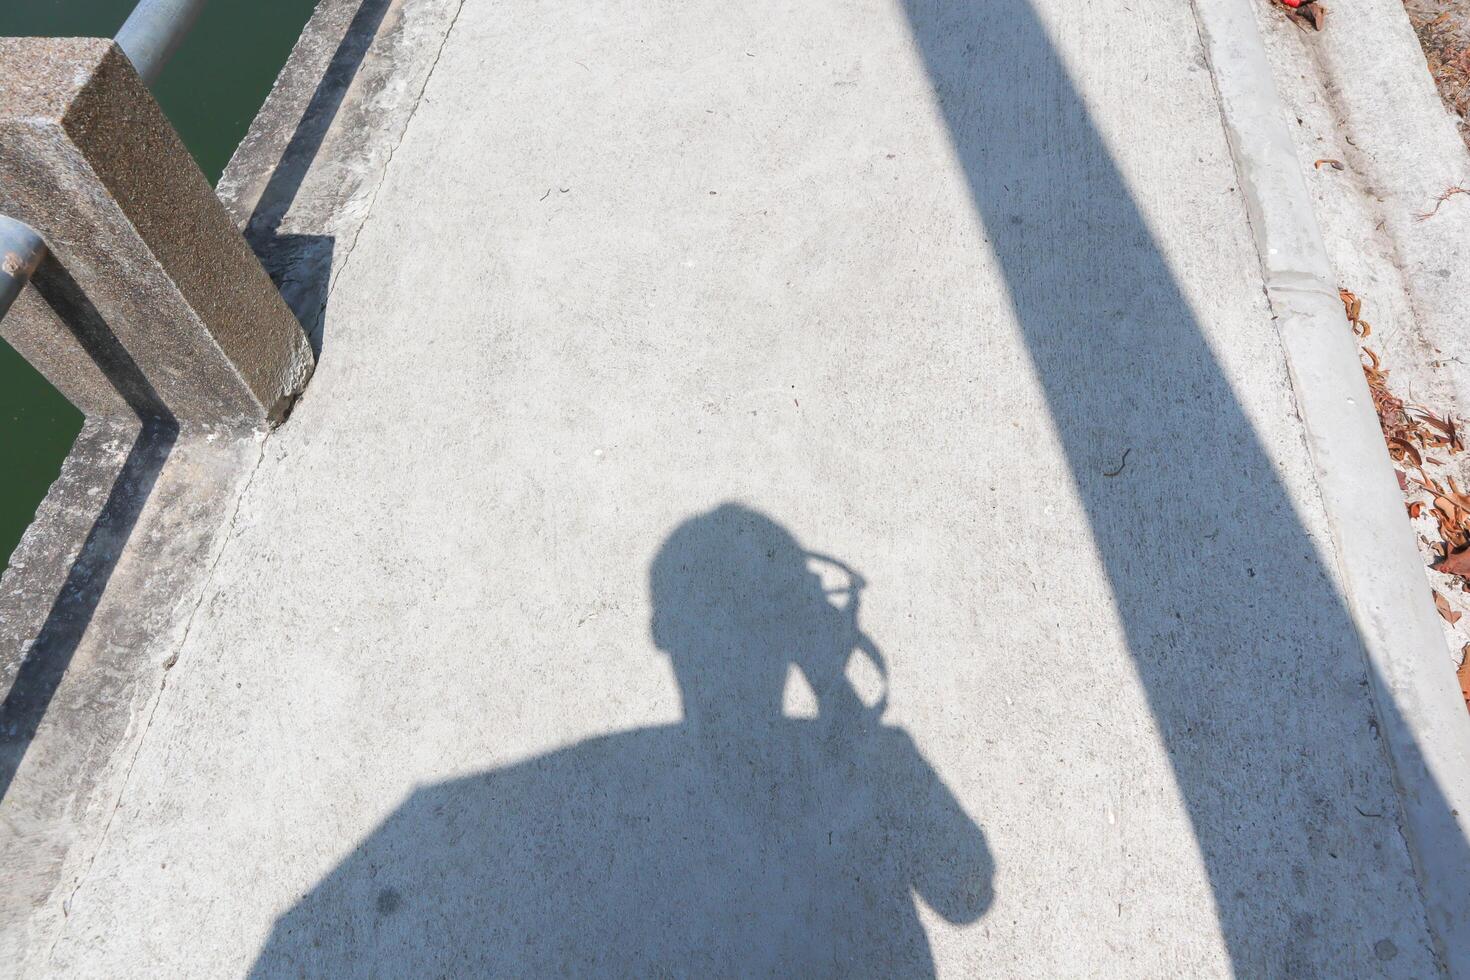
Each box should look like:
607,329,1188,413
0,421,260,965
217,0,464,357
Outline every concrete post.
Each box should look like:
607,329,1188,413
0,37,314,425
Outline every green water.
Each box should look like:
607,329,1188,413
0,0,318,571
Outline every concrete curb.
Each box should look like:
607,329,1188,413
1191,0,1470,971
1258,0,1470,423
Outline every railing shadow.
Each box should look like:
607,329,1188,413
897,0,1470,968
0,258,176,800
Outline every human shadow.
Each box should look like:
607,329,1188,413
251,504,992,977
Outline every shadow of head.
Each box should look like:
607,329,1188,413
651,502,878,730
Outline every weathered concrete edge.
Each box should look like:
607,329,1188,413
0,426,261,975
1278,0,1470,415
1190,0,1470,972
1252,0,1470,638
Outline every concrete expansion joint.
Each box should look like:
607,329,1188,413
1264,271,1340,298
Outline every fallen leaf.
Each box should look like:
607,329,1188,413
1435,590,1461,625
1459,651,1470,713
1344,286,1470,590
1413,408,1463,451
1388,436,1424,468
1438,548,1470,578
1314,158,1345,170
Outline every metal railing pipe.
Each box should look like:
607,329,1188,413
114,0,208,86
0,217,47,325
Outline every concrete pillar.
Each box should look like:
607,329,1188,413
0,38,314,425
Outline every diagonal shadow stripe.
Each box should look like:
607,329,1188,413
897,0,1470,968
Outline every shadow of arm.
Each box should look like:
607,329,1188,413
886,730,994,925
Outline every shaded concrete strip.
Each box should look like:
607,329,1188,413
1191,0,1470,968
898,0,1429,969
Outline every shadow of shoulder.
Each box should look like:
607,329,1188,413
252,719,991,978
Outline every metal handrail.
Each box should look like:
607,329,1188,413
0,217,46,322
115,0,208,86
0,0,207,323
0,221,46,327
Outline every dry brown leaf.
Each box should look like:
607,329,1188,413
1409,501,1425,519
1389,436,1424,468
1435,590,1461,625
1416,409,1460,442
1340,288,1370,337
1314,158,1344,170
1438,549,1470,579
1290,1,1326,29
1459,652,1470,714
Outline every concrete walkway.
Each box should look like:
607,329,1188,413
12,0,1470,974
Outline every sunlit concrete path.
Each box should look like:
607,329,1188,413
7,0,1470,974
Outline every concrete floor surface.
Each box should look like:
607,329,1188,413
22,0,1459,974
